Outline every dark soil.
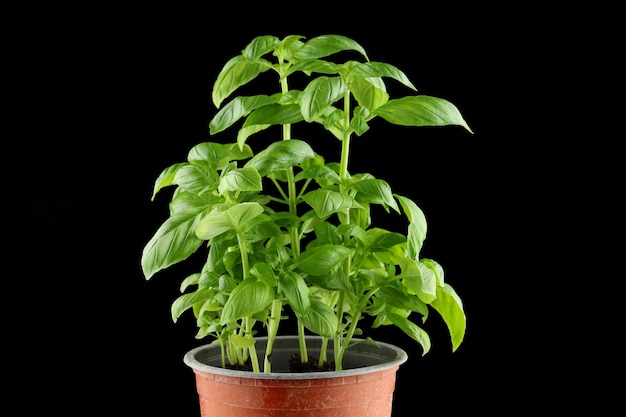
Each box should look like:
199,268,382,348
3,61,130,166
225,360,253,371
225,353,335,372
288,353,335,372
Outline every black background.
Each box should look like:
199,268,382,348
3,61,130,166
3,4,622,415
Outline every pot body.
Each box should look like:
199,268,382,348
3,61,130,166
184,335,408,417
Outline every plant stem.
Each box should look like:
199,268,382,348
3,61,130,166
236,234,261,371
339,90,352,192
246,317,261,373
334,90,354,371
280,75,301,258
237,233,250,280
219,337,226,369
264,298,283,373
318,337,329,368
280,61,308,365
297,320,308,363
231,332,244,365
333,292,345,370
338,310,361,366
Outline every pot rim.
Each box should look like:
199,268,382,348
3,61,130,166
183,335,408,380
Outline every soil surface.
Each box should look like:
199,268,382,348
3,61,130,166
225,353,335,372
288,353,335,372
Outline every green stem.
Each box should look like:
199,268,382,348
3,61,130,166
334,90,354,371
219,337,226,369
336,310,361,369
246,317,261,373
285,161,300,258
339,90,352,189
280,75,301,259
264,299,283,373
269,177,289,202
236,234,262,371
231,332,244,365
298,320,308,363
318,337,328,368
237,233,250,280
280,60,309,366
333,292,345,370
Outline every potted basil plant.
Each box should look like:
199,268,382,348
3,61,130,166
141,34,472,417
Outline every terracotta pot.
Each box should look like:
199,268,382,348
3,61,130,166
184,335,408,417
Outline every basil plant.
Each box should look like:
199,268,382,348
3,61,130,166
142,34,472,372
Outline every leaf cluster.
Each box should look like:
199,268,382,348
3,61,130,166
141,34,471,372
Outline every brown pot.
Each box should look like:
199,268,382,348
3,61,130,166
183,335,408,417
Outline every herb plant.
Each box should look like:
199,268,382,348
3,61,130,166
141,34,472,373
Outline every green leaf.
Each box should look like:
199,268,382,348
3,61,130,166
194,211,233,240
295,164,341,185
276,35,306,61
378,284,428,314
400,258,436,303
218,167,263,194
212,55,269,108
220,279,274,324
179,272,202,293
420,258,445,286
287,59,342,76
300,300,338,338
338,223,368,243
349,75,389,112
306,266,350,291
387,313,431,355
243,103,304,128
295,244,352,276
369,230,406,251
241,35,281,62
312,222,341,245
352,178,399,212
237,124,271,149
230,333,257,348
373,96,473,133
246,139,315,176
171,289,215,322
174,164,219,196
350,62,417,91
430,284,466,352
249,262,278,287
395,194,427,259
294,34,369,61
281,271,311,317
300,76,347,122
318,106,345,135
221,202,265,233
168,191,217,217
209,95,275,135
195,202,264,239
222,202,267,234
246,220,282,243
151,162,187,200
187,142,253,168
350,112,370,136
303,189,362,218
141,213,204,279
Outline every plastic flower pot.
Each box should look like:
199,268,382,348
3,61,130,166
183,335,408,417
